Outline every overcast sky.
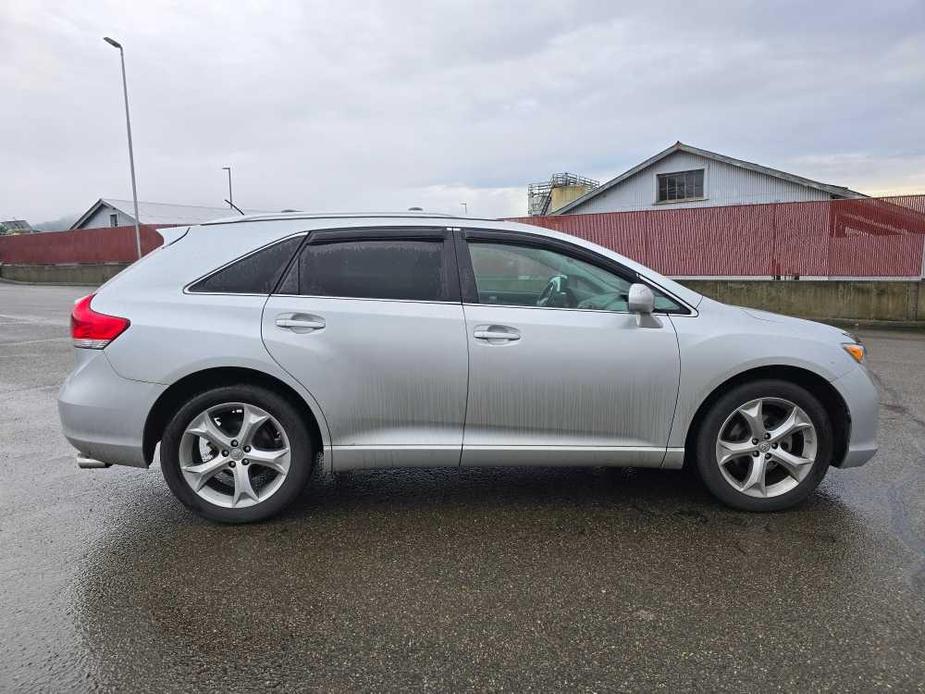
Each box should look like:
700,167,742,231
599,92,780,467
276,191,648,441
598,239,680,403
2,0,924,225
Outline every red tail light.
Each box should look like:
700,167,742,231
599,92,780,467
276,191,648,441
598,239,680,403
71,294,130,349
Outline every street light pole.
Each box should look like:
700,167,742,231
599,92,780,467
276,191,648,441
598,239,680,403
222,167,233,209
460,202,468,215
103,36,142,260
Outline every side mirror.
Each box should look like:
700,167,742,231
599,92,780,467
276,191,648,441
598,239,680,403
627,283,654,314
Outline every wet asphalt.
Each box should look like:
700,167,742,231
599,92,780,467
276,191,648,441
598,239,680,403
1,282,924,692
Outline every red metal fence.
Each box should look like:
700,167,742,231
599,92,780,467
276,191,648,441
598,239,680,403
0,225,164,265
2,196,924,277
512,195,925,278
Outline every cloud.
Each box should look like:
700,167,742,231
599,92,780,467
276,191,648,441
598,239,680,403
1,0,923,224
787,152,925,196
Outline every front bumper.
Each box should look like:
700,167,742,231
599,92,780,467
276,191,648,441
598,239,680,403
58,349,166,468
831,363,879,468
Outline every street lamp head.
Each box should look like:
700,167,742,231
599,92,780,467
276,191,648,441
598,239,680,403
103,36,122,49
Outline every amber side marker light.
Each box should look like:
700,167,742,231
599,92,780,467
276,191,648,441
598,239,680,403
842,343,866,364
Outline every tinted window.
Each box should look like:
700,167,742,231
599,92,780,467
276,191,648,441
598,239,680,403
190,236,302,294
468,241,682,313
290,239,449,301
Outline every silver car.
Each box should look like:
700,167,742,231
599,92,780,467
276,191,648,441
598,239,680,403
58,213,878,522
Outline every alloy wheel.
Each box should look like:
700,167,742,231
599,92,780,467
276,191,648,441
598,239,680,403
178,402,291,509
714,397,817,498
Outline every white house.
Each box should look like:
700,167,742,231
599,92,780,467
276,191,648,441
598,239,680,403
552,142,865,215
70,198,271,229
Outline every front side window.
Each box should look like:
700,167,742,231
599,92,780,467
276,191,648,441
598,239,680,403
109,213,118,227
189,236,302,294
287,239,451,301
656,169,705,202
467,241,682,313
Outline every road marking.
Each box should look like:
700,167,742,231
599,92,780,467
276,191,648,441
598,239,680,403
0,314,68,326
0,337,71,347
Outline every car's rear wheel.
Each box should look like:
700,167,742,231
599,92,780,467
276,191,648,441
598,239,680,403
695,379,833,511
161,385,313,523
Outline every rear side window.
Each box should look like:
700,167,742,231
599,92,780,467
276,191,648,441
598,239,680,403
283,239,451,301
189,236,302,294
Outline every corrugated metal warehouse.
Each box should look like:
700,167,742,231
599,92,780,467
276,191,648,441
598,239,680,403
70,198,270,230
549,142,866,215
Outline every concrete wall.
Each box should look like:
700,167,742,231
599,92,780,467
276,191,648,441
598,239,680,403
681,279,925,322
567,150,832,214
0,263,128,285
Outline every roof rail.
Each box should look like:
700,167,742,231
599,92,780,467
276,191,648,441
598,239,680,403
200,211,489,225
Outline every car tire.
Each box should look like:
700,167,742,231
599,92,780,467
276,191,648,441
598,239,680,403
695,379,833,512
161,384,314,523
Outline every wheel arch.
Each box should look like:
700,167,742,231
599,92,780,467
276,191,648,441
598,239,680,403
143,366,328,468
682,365,850,469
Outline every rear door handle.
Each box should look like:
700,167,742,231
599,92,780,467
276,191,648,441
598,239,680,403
473,325,520,343
275,313,326,332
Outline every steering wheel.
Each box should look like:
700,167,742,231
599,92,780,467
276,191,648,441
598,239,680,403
536,274,576,308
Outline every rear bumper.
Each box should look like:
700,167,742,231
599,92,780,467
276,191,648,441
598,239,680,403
831,364,879,468
58,350,165,468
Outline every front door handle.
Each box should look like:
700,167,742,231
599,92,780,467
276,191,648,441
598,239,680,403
275,313,326,332
473,324,520,343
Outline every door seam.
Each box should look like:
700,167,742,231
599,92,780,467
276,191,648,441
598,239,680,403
458,302,472,469
662,314,683,469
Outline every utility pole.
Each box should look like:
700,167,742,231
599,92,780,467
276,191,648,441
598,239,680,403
103,36,142,260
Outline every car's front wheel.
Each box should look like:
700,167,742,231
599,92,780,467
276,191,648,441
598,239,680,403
695,379,833,511
161,385,313,523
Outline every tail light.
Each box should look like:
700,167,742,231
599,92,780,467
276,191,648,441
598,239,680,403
71,294,130,349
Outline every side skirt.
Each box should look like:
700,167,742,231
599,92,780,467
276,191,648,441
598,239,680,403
461,446,683,468
330,445,686,470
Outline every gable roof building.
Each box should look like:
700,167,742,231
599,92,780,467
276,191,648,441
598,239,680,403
0,219,34,235
551,142,866,216
70,198,272,230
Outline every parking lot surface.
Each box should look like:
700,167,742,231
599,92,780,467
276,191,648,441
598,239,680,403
1,282,924,692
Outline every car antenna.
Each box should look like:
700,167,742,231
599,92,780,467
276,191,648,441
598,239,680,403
224,199,245,215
